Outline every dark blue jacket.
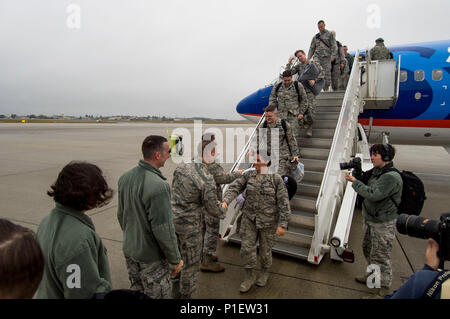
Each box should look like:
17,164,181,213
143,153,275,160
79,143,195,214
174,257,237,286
385,264,443,299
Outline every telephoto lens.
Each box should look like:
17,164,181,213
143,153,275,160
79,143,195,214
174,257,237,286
396,214,441,242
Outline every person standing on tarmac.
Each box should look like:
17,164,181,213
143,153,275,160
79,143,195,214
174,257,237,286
345,143,402,298
117,135,183,299
171,139,228,299
199,133,243,273
286,49,324,138
37,161,114,299
222,151,291,293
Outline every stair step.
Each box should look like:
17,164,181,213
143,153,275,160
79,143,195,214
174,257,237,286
298,128,335,139
300,148,330,160
290,195,316,212
315,112,340,121
300,158,327,172
272,242,310,260
302,170,324,184
297,182,321,197
317,106,341,113
314,120,339,129
317,91,345,99
278,225,314,247
298,137,332,149
289,210,315,230
316,99,343,107
229,235,310,260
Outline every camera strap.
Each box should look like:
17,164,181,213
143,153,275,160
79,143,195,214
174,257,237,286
423,270,450,299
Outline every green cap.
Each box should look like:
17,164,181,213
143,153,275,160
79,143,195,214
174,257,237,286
375,38,384,43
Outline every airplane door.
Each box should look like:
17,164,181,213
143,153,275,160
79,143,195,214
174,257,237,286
433,69,448,108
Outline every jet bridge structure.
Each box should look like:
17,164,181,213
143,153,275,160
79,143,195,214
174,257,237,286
219,50,401,265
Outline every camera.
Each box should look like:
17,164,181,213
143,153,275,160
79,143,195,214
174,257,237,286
339,157,361,170
397,213,450,268
340,157,363,180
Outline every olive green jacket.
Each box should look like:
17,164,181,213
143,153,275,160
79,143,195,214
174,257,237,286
352,163,403,223
117,160,181,265
36,204,112,299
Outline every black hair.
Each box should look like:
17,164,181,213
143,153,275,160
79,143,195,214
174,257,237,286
142,135,168,160
370,143,396,162
47,161,113,211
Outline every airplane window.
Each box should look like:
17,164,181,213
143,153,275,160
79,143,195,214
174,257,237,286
414,70,425,82
432,69,443,81
400,70,407,82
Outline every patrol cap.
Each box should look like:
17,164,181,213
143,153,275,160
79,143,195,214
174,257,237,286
375,37,384,43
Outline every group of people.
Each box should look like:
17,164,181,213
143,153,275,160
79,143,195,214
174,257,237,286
2,18,442,300
0,132,294,299
270,19,357,141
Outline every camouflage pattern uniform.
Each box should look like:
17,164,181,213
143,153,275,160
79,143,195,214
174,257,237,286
202,163,241,255
341,53,354,89
362,219,396,288
370,43,391,60
268,81,307,140
223,171,291,269
256,118,300,179
286,60,324,129
125,257,171,299
308,29,338,89
171,162,226,298
331,40,346,91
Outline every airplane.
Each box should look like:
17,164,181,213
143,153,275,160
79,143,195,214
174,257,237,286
235,40,450,153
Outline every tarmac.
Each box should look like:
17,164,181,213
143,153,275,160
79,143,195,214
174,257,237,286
1,122,449,299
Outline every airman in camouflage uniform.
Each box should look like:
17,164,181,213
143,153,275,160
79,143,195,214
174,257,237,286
268,70,307,141
201,161,242,272
286,49,324,137
223,152,291,292
340,45,354,90
370,38,391,60
330,31,347,91
255,105,300,179
308,20,338,91
171,141,227,299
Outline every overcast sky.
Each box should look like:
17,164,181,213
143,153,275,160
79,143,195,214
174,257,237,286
0,0,449,120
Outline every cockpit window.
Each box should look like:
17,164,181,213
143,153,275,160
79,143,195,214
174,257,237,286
414,70,425,82
400,70,408,82
432,69,443,81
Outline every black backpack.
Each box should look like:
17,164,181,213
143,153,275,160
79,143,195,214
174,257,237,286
357,168,426,216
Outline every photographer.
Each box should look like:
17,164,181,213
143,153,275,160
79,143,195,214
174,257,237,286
385,238,449,299
345,144,403,297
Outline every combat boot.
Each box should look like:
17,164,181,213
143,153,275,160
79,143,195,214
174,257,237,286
200,253,225,272
305,125,313,138
255,268,270,287
355,270,373,285
239,268,256,293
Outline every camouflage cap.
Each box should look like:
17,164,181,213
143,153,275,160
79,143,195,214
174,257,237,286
375,37,384,43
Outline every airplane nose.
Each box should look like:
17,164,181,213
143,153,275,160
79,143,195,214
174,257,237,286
236,86,273,115
236,94,254,115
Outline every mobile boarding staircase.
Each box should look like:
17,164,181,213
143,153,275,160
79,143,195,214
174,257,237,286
219,51,402,265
